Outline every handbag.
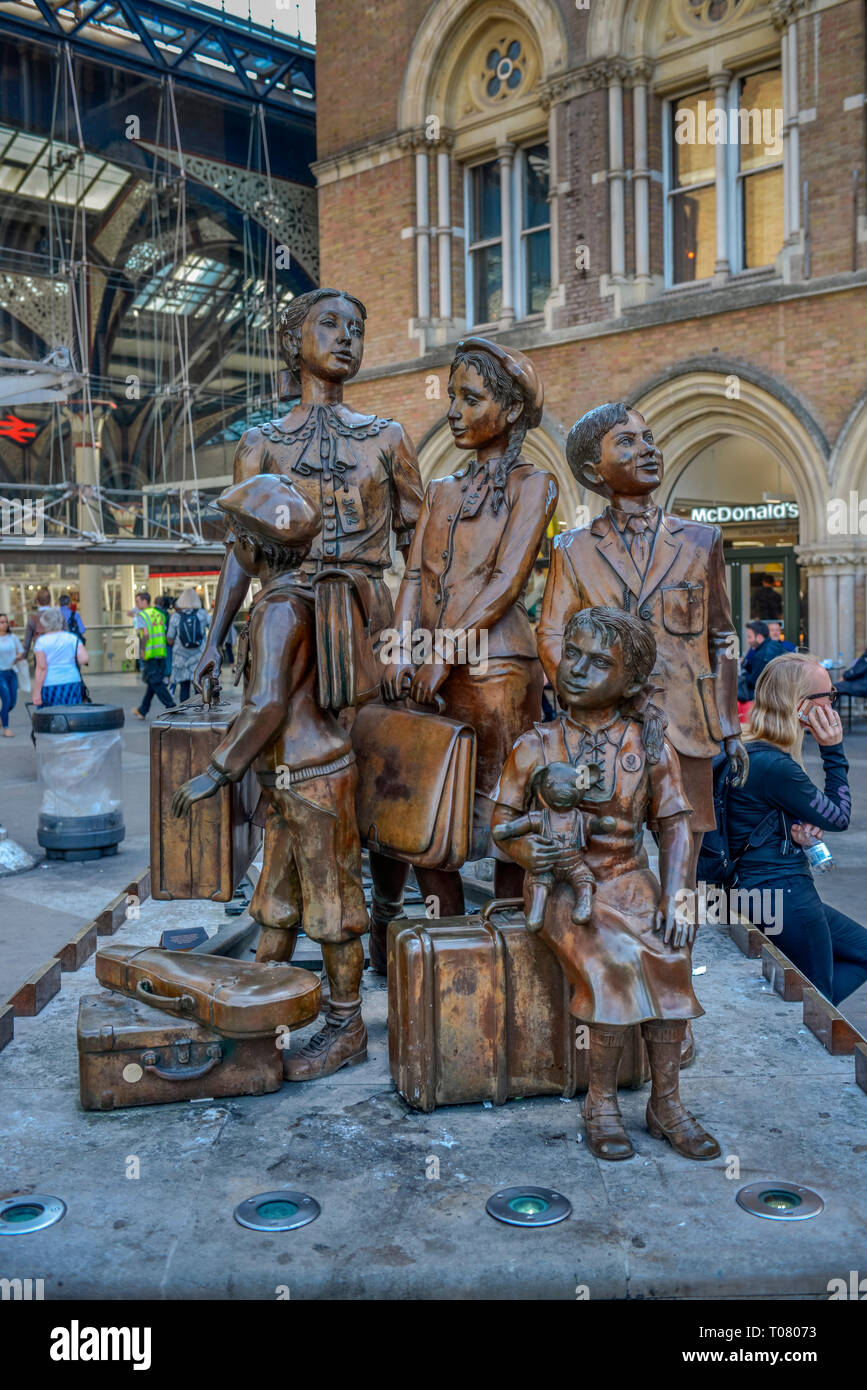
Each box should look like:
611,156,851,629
311,567,379,711
351,698,476,870
14,657,30,693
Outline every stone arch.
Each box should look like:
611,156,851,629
829,392,867,502
397,0,568,132
587,0,769,65
631,368,829,545
416,411,583,523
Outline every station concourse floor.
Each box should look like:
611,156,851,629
1,674,866,1298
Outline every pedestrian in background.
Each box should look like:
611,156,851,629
21,586,53,657
32,606,88,707
58,592,86,641
131,591,176,720
166,588,210,702
0,613,24,736
728,652,867,1004
155,593,175,683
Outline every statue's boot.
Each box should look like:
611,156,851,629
643,1021,720,1160
680,1018,695,1067
582,1026,635,1161
283,998,367,1081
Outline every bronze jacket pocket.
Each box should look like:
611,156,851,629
662,582,705,635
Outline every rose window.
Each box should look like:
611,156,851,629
484,40,523,99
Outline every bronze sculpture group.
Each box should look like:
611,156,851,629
166,285,745,1160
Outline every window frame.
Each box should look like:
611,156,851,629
663,89,718,289
664,64,785,288
464,140,551,328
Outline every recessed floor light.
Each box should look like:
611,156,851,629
736,1182,824,1221
0,1195,66,1235
486,1186,572,1227
234,1190,320,1231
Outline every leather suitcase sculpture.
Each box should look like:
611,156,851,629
351,698,476,870
95,945,320,1039
78,989,283,1111
150,677,262,901
388,900,649,1112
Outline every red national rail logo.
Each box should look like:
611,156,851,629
0,414,37,444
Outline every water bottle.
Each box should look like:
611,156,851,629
805,840,834,872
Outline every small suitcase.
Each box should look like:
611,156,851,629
388,900,649,1112
95,945,321,1039
77,989,283,1111
150,679,262,901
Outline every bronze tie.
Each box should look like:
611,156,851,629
627,514,652,576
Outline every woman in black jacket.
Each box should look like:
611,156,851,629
728,651,867,1004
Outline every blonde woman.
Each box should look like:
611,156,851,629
166,588,210,703
726,652,867,1003
32,606,88,707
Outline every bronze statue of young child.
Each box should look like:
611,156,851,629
491,762,615,930
492,605,720,1163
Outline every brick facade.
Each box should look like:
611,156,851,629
314,0,867,660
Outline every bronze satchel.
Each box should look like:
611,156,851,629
351,698,476,870
311,567,379,711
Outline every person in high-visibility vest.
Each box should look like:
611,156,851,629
131,590,176,720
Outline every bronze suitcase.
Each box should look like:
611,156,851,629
388,900,649,1112
150,680,262,901
77,989,283,1111
95,945,320,1039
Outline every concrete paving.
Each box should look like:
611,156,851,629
1,680,867,1298
0,886,864,1300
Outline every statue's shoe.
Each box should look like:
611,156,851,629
283,1012,368,1082
646,1101,720,1160
582,1104,635,1161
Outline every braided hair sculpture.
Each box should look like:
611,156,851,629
449,345,530,515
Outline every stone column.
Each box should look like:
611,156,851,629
712,71,731,279
781,23,792,241
607,66,626,279
785,22,801,240
69,410,108,673
632,64,652,284
497,143,516,324
546,96,561,290
838,566,856,663
415,146,431,323
436,145,452,322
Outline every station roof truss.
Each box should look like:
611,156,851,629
0,0,316,114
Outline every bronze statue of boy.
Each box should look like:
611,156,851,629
173,473,369,1082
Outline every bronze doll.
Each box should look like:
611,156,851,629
173,474,369,1082
491,763,615,930
380,337,558,941
492,607,720,1162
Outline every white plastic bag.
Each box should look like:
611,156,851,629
15,659,31,693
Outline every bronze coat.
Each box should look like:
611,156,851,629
394,458,558,661
537,509,740,760
235,402,424,637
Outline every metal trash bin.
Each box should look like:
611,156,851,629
32,704,125,860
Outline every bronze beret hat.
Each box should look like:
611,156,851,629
454,336,544,429
216,473,321,548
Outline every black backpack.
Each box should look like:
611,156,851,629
178,610,202,649
696,746,782,888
